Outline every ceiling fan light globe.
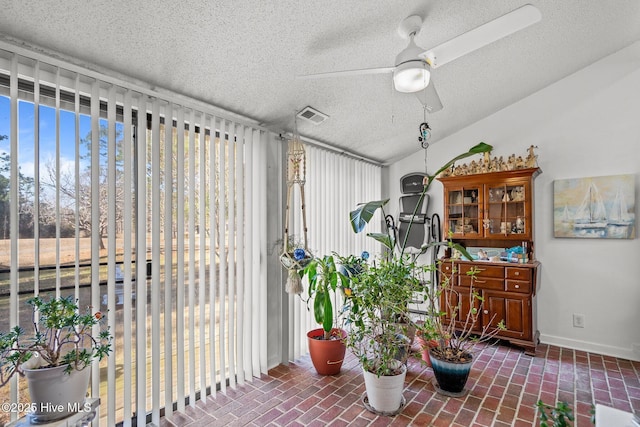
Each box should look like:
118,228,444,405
393,61,430,93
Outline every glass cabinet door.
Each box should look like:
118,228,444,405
446,186,481,237
485,183,528,237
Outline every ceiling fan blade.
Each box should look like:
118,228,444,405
421,4,541,69
415,79,443,113
297,66,395,80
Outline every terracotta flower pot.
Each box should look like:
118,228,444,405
414,335,439,367
307,328,347,375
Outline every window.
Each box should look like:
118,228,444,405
0,47,268,426
286,144,382,360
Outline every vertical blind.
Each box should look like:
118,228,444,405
0,45,269,426
287,144,382,361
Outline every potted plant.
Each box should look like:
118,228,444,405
342,255,426,414
419,256,505,396
299,253,351,375
345,142,494,413
280,235,313,294
279,235,312,270
413,317,439,367
0,295,112,422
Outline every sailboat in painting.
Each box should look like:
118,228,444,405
608,187,632,226
607,187,634,238
573,182,607,235
561,204,571,224
554,174,635,239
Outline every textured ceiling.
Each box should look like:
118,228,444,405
1,0,639,163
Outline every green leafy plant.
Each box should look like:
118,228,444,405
349,142,493,260
0,295,112,386
342,255,427,376
345,142,495,375
300,254,349,339
537,400,575,427
421,257,506,363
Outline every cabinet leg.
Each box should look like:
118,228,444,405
522,331,540,356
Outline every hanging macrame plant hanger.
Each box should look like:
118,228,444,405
280,124,311,294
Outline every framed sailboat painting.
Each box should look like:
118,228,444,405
553,174,635,239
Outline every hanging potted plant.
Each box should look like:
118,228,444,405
280,235,313,295
0,295,112,422
346,142,494,413
300,253,361,375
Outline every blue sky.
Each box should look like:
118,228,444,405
0,96,92,179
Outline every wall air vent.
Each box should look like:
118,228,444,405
296,106,329,125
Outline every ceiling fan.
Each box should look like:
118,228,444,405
299,4,541,113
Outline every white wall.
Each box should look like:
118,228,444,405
388,41,640,361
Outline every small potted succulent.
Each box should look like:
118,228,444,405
0,295,112,422
279,235,312,270
280,235,313,294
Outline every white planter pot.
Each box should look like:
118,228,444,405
362,362,407,414
23,364,91,423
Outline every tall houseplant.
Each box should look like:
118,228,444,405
300,254,350,375
0,296,112,422
343,256,425,374
345,142,493,413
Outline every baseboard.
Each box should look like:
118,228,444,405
540,334,640,362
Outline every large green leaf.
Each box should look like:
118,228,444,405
349,199,389,233
313,291,325,325
304,260,318,292
329,273,338,292
366,232,394,251
323,293,333,333
450,242,474,261
419,241,474,261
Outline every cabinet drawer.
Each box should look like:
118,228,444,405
459,264,504,278
506,267,531,280
440,263,455,275
505,280,531,294
459,275,503,291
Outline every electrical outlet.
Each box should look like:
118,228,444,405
573,313,585,328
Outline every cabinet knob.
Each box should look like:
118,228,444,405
515,284,520,289
483,310,489,315
515,272,520,276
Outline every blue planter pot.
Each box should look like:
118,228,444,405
429,349,473,394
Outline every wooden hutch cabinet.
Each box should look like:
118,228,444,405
441,168,540,242
437,167,541,355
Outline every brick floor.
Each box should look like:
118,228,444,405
159,343,640,426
